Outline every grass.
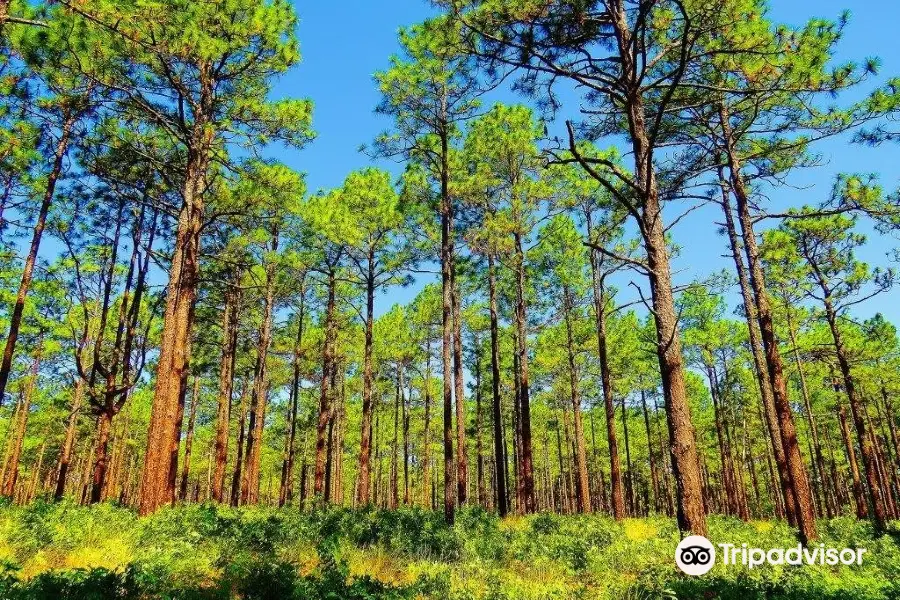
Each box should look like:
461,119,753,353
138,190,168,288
0,499,897,599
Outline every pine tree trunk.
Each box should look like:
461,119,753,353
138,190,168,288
586,216,627,521
451,268,468,506
139,115,211,515
390,366,400,509
280,295,305,506
721,110,815,542
314,270,338,497
422,334,432,508
242,228,278,505
563,286,591,513
179,377,200,501
824,300,887,530
89,410,114,504
719,182,795,524
55,379,85,499
707,364,738,516
621,396,635,515
784,302,835,518
488,255,507,516
230,382,250,507
439,119,456,523
357,259,376,505
475,350,485,507
512,234,536,513
212,275,240,502
0,111,75,406
835,378,867,518
641,390,661,513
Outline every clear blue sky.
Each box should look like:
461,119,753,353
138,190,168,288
272,1,900,323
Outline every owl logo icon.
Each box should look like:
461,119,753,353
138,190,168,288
675,535,716,576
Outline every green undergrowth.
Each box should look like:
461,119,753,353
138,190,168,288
0,499,897,599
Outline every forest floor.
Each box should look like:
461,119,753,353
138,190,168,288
0,501,897,599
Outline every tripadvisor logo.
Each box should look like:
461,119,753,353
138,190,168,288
676,535,716,575
675,535,867,576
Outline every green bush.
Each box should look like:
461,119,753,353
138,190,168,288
0,503,898,599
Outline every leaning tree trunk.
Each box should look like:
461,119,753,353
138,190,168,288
718,181,795,524
823,298,887,531
720,105,816,543
0,110,75,407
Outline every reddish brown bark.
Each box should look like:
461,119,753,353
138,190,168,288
89,411,113,504
230,381,250,507
823,299,887,531
720,105,816,543
212,278,240,502
1,347,40,498
241,228,278,505
138,125,210,514
563,286,591,513
54,378,85,499
718,181,795,524
179,376,200,501
280,294,305,507
314,270,338,497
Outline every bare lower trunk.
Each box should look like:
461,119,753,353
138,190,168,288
242,229,278,505
422,335,432,508
451,267,468,506
563,286,591,513
55,379,85,499
314,270,338,497
212,276,240,502
488,255,507,517
357,261,376,505
824,301,887,531
230,382,250,507
139,136,208,514
513,233,535,513
89,411,113,504
179,377,200,501
643,205,706,534
280,296,305,507
439,121,456,523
